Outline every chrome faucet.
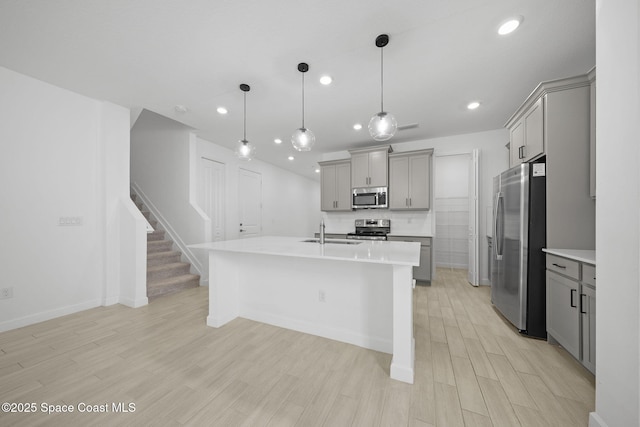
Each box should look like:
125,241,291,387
319,219,325,244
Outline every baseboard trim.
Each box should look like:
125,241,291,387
0,299,102,333
102,296,120,306
240,308,393,354
119,296,149,308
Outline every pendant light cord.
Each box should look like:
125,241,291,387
301,71,305,129
380,47,384,112
243,91,247,141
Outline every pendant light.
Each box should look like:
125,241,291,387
291,62,315,151
235,83,255,161
369,34,397,141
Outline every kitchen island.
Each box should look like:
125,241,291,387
190,236,421,384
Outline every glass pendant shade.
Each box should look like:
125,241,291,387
368,111,397,141
291,127,315,151
235,139,255,161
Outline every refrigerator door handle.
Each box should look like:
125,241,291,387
494,192,504,260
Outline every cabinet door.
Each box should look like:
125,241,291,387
335,162,352,210
389,156,409,209
351,153,369,187
368,150,388,187
408,153,430,209
509,120,524,167
523,97,544,162
415,243,432,282
320,165,337,211
580,284,596,373
546,270,580,359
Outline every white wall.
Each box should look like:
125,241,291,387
195,135,321,284
196,136,321,240
131,110,320,284
131,110,208,275
592,1,640,426
321,128,509,283
0,66,141,331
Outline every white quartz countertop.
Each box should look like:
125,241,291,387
542,248,596,265
190,236,421,266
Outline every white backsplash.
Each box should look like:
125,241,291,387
321,210,434,236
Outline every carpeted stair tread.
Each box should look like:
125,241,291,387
147,240,173,253
147,274,200,300
147,251,182,267
147,262,191,282
147,230,166,242
132,188,200,300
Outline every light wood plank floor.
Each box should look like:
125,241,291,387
0,268,594,426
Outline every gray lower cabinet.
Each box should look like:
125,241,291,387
487,236,492,283
546,270,580,359
581,263,596,373
387,236,432,283
545,253,596,374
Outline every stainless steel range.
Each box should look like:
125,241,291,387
346,219,390,241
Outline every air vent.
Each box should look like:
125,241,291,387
397,123,419,131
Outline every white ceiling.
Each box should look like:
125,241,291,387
0,0,595,180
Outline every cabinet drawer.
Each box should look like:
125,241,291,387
546,254,580,280
582,264,596,287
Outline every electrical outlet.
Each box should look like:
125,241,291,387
58,216,83,226
318,290,325,303
0,287,13,299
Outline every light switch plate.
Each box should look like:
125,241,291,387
0,287,13,299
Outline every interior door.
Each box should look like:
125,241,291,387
238,168,262,238
199,157,225,242
467,149,480,286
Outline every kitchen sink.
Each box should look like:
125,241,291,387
301,239,362,245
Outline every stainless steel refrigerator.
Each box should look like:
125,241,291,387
491,162,546,338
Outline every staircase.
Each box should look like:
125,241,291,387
131,193,200,301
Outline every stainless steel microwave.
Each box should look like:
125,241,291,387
352,187,388,209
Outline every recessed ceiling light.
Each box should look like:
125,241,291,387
467,101,481,110
314,168,320,173
175,105,188,114
353,123,363,130
319,75,333,85
216,107,228,115
498,16,523,35
274,138,282,144
288,155,295,161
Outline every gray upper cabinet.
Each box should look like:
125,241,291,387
319,160,351,212
507,73,595,250
349,145,391,188
389,149,433,210
509,97,544,167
